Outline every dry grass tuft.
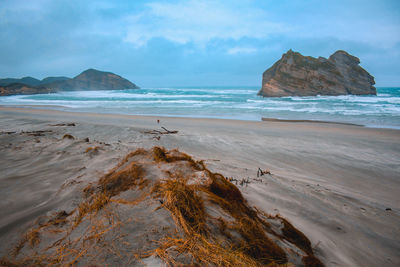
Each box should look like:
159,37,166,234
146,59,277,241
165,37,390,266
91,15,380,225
99,163,146,197
11,210,72,257
48,211,70,226
150,149,288,265
209,172,245,203
110,191,149,205
302,255,326,267
74,192,110,226
234,217,287,264
0,258,18,267
277,216,313,255
153,146,168,162
74,150,148,226
6,147,325,267
0,257,44,267
151,178,265,266
152,176,207,235
26,228,40,248
152,146,205,170
124,148,147,158
203,175,287,264
154,235,270,267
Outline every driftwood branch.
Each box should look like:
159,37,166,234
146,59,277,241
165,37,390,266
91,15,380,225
161,127,178,134
144,127,178,135
22,130,53,136
49,123,76,126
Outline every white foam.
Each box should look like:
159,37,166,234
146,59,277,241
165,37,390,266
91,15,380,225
0,87,399,128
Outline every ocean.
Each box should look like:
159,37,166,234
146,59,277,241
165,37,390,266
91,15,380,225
1,87,399,129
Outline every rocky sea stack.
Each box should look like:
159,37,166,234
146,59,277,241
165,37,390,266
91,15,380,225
258,50,376,97
0,69,139,96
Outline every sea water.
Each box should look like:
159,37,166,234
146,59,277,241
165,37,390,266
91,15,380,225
1,87,399,129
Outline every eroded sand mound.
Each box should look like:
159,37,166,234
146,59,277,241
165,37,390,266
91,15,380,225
2,147,324,266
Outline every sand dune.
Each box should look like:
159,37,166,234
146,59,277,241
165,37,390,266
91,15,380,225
0,107,399,266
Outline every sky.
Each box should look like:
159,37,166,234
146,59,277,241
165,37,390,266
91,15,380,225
0,0,399,87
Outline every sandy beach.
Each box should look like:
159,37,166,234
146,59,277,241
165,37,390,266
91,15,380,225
0,106,399,266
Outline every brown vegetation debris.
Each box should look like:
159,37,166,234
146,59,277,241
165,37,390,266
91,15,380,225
149,148,289,265
302,255,326,267
62,134,74,140
277,215,313,255
233,217,287,264
152,176,207,235
5,147,325,267
152,146,204,171
85,146,100,153
26,228,40,248
98,163,146,197
46,211,70,226
74,192,110,226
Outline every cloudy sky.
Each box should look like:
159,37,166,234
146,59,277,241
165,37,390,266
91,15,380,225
1,0,399,86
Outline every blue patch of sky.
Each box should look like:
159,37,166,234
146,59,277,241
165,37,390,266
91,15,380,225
0,0,399,86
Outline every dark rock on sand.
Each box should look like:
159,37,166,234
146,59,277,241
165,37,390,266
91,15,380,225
258,50,376,97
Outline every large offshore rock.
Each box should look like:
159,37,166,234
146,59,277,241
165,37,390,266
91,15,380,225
258,50,376,97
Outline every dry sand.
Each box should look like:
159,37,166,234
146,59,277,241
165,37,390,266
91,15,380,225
0,106,399,266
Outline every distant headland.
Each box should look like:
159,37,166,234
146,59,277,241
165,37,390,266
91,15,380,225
0,69,139,96
258,50,376,97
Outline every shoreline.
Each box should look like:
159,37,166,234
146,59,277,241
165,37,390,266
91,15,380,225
1,106,399,266
1,105,399,131
261,117,363,127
